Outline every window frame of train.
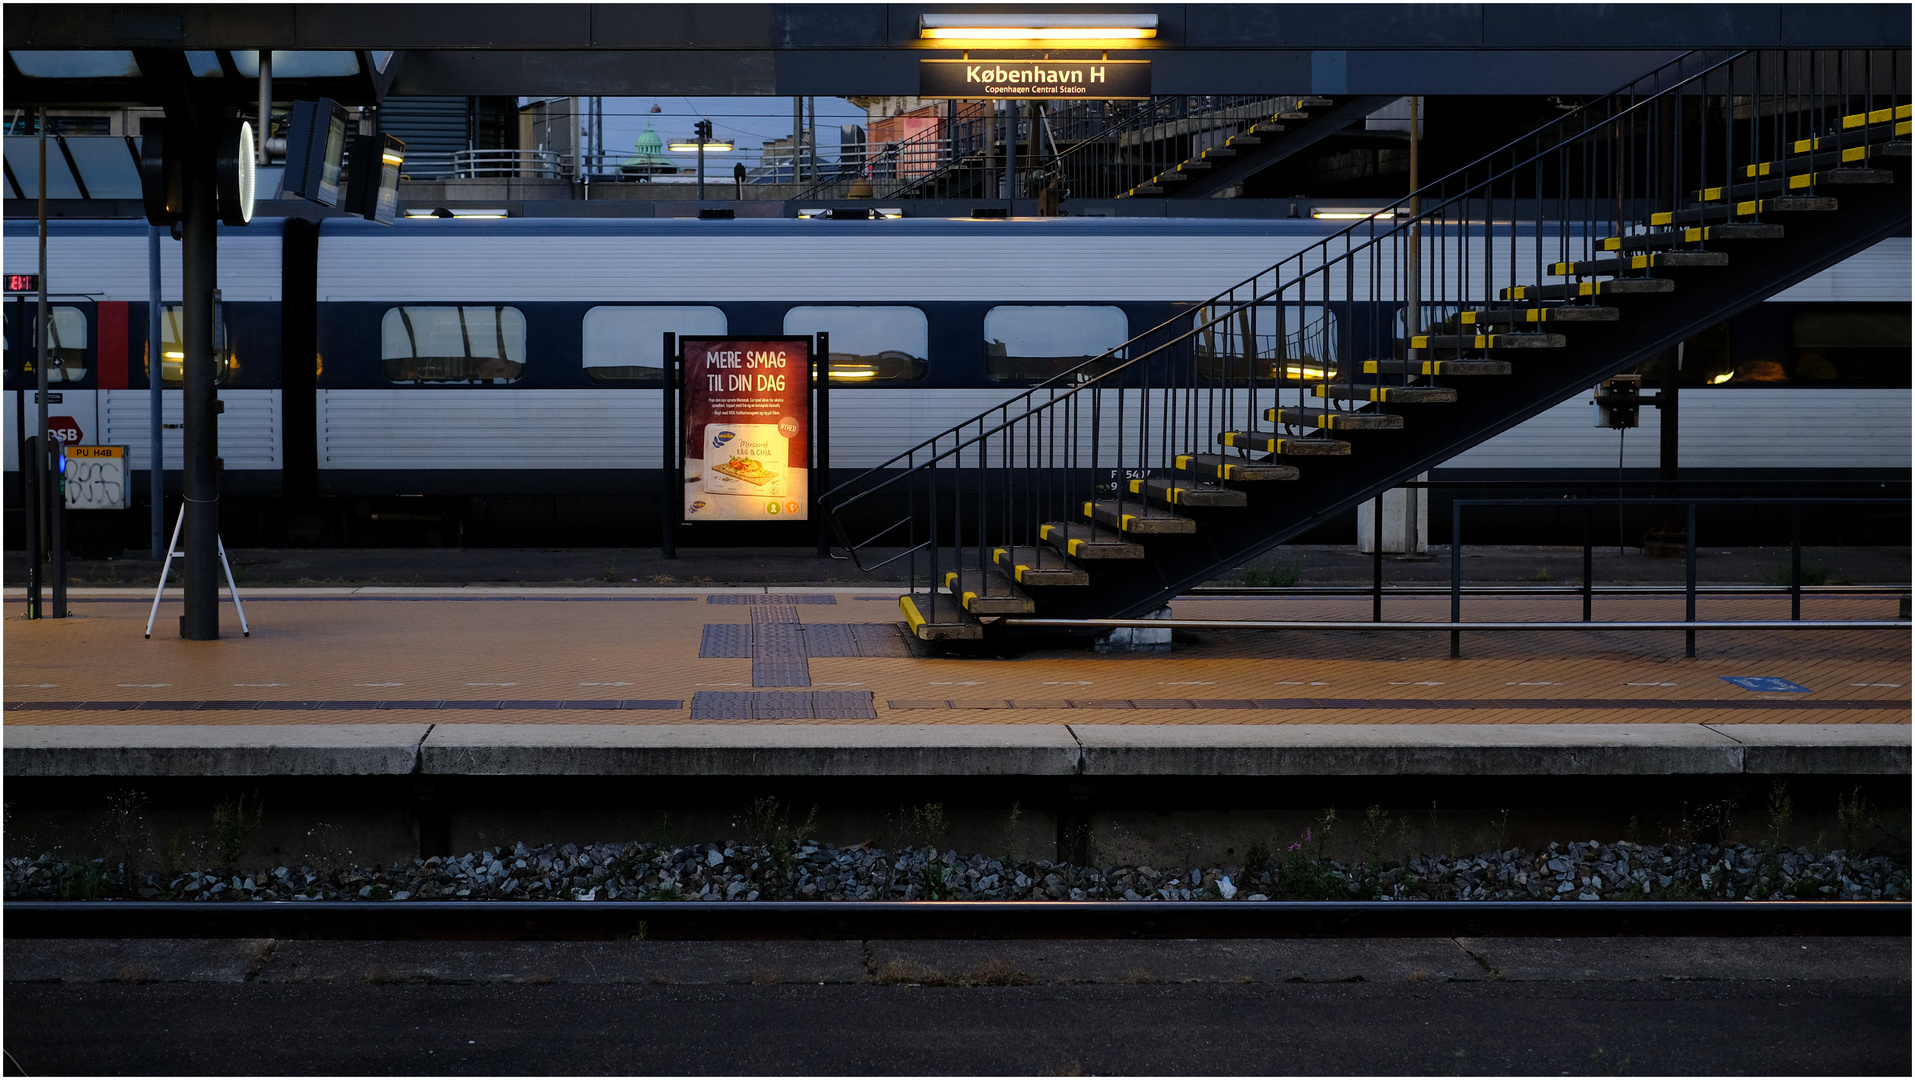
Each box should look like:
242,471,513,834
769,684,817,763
582,305,727,384
982,304,1130,385
675,335,817,526
7,303,94,384
1203,303,1341,384
147,301,233,386
782,305,929,385
379,304,526,385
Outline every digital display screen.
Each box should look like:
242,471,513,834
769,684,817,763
318,111,347,207
6,274,40,293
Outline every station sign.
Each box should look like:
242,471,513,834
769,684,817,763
680,337,811,523
919,59,1150,99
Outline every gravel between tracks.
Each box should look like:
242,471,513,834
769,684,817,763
7,838,1906,904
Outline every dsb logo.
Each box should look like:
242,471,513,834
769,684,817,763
45,416,83,445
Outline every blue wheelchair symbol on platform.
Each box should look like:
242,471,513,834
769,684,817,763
1721,676,1811,693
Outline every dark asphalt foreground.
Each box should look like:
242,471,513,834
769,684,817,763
7,543,1909,589
4,938,1908,1076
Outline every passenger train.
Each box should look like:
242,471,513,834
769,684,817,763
3,216,1908,549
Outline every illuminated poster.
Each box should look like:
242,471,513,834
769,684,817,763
682,337,810,522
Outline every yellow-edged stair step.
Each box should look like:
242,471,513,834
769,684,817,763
1266,405,1404,430
1549,251,1727,276
1175,453,1300,482
1039,521,1146,559
1366,358,1511,376
1129,476,1248,507
1412,333,1566,350
900,591,983,641
991,545,1090,587
944,565,1035,615
1501,279,1673,301
1083,500,1197,535
1217,430,1351,456
1598,223,1783,251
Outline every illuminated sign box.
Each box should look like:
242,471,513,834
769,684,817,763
919,59,1150,100
679,337,813,524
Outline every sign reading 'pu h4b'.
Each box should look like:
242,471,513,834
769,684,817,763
919,59,1150,99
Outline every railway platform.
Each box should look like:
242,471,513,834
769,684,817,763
4,577,1905,866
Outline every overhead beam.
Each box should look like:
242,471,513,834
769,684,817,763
5,4,1907,51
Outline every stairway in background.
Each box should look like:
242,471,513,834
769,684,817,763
819,49,1912,641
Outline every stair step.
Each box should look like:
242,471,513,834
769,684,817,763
1657,196,1837,228
1839,103,1913,131
1598,223,1783,251
1435,306,1619,328
1040,521,1146,559
1175,453,1300,482
1788,120,1913,156
1742,140,1906,178
1549,251,1728,276
1266,406,1404,430
1412,332,1567,350
1297,96,1335,108
944,566,1035,614
1129,476,1248,507
900,591,984,641
1177,160,1214,172
992,545,1090,587
1691,168,1894,203
1200,146,1239,159
1218,431,1351,456
1501,279,1674,301
1084,500,1198,535
1365,359,1511,376
1226,133,1264,146
1315,384,1458,403
1128,184,1165,196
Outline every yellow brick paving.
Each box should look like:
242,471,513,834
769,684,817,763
2,589,1907,726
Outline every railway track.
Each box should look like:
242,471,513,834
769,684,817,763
6,900,1906,941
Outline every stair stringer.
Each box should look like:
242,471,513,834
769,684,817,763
1008,177,1912,625
1168,95,1399,200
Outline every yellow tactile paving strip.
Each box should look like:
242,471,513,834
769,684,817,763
3,589,1907,726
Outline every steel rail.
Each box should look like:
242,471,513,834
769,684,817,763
1183,586,1912,598
4,900,1905,941
998,618,1911,632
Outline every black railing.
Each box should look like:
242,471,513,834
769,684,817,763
819,48,1910,629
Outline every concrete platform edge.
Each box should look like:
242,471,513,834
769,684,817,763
4,723,1906,778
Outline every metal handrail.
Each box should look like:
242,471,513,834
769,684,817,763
818,47,1909,627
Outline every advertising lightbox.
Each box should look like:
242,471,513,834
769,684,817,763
680,337,812,523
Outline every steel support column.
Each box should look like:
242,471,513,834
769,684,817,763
178,117,220,640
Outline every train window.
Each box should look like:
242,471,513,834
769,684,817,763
381,305,525,384
145,304,237,385
1789,309,1911,387
983,306,1128,383
783,306,929,384
14,306,91,383
583,306,726,383
1197,304,1339,383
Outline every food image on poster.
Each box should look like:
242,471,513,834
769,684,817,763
681,339,809,522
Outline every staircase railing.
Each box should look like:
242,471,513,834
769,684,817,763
819,48,1909,620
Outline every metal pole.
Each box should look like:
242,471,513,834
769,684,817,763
256,50,272,166
50,435,65,618
806,97,817,185
815,331,830,557
1790,506,1802,621
1582,504,1593,622
1406,95,1420,340
13,294,36,618
36,106,61,617
36,108,50,568
22,435,39,618
149,226,164,559
1371,494,1383,622
1002,100,1017,200
180,115,220,639
1684,502,1697,658
697,138,705,200
661,332,676,558
1450,501,1462,658
792,98,803,182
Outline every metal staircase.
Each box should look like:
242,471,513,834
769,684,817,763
819,49,1911,641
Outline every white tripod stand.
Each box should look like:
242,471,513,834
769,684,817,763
144,505,249,638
